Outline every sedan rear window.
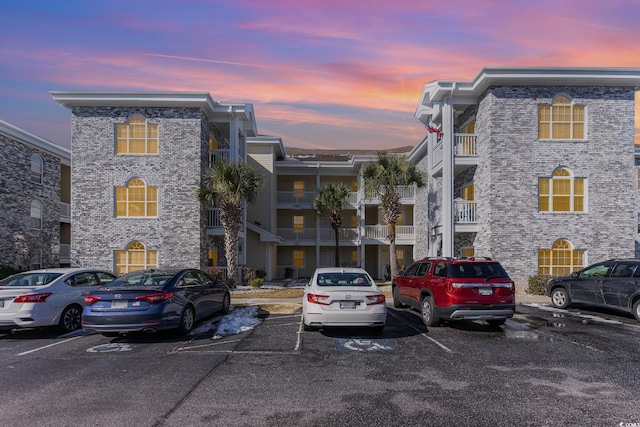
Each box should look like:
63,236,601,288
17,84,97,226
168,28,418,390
0,272,62,287
317,273,372,286
108,272,173,287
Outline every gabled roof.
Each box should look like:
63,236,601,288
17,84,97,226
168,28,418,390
0,119,71,165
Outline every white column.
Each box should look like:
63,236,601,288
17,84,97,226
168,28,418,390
229,112,238,163
441,99,454,257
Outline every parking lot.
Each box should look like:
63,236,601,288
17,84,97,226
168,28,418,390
2,301,640,426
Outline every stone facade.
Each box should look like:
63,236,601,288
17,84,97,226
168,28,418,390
69,107,209,271
470,85,637,285
0,133,62,269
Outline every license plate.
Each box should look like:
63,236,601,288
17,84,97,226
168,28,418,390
479,288,493,296
111,300,128,309
340,301,357,309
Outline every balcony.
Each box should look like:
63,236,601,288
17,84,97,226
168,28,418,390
431,133,477,173
207,208,244,236
276,227,359,244
60,202,70,223
455,201,476,223
209,149,231,165
363,185,416,204
362,225,415,242
277,191,316,207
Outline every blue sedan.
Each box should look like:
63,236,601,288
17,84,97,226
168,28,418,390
82,268,230,336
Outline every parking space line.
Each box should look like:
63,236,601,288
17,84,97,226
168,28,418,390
388,311,453,353
17,336,83,356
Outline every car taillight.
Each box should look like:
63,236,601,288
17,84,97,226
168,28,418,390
14,292,52,303
136,292,173,304
84,294,102,305
447,282,463,293
366,294,386,305
307,293,330,305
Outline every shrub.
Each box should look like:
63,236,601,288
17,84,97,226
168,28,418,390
249,277,265,288
527,275,552,295
206,267,225,283
0,265,19,280
255,269,267,279
284,267,294,279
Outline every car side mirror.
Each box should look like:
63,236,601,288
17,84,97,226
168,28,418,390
571,272,579,278
398,271,405,276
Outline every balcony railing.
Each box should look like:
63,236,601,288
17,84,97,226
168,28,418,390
207,208,222,227
363,225,414,240
455,133,477,156
319,227,358,241
277,228,317,241
455,201,476,223
60,202,70,222
277,191,317,205
209,149,231,165
363,185,415,202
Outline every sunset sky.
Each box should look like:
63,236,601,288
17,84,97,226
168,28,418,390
2,0,640,150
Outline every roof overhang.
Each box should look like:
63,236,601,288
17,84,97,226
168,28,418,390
0,119,71,165
246,222,282,243
247,135,286,160
50,91,257,136
415,66,640,123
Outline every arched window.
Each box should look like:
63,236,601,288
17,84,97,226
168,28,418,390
538,95,585,140
116,115,158,154
538,239,584,276
115,178,158,217
539,168,585,212
115,241,158,275
30,200,43,229
31,154,43,184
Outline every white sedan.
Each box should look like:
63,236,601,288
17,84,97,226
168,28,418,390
302,267,387,332
0,268,116,333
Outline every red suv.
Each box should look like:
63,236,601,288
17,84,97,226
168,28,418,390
392,257,515,326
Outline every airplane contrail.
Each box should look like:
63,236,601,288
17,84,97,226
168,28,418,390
142,53,327,74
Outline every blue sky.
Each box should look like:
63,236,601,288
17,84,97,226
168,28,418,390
1,0,639,150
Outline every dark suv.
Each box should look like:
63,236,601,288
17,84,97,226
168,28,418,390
546,259,640,322
392,257,515,326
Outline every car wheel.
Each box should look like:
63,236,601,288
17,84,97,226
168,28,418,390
632,299,640,322
59,304,83,333
221,292,231,314
421,296,440,327
179,305,195,335
551,287,571,309
392,286,405,308
486,319,506,327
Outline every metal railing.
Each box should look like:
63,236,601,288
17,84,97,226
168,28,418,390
363,185,416,202
276,191,317,205
60,202,70,222
455,201,476,223
209,149,231,165
318,227,358,241
277,228,317,241
455,133,477,156
363,225,414,240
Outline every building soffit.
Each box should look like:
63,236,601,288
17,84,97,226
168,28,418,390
414,66,640,123
50,91,257,136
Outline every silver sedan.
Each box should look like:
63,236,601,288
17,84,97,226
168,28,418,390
302,267,387,332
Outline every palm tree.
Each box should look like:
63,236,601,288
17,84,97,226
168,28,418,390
313,182,351,267
361,153,425,280
198,161,264,287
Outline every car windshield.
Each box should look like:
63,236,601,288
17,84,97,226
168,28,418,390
0,272,63,287
107,271,174,287
448,263,509,279
316,273,372,286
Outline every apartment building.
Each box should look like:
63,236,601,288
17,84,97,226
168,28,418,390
412,66,640,288
269,149,417,280
0,120,71,270
50,92,258,278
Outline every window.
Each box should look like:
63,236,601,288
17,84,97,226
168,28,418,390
462,184,474,201
115,241,158,275
539,168,585,212
293,215,304,233
538,95,585,140
30,250,42,270
116,178,158,217
31,154,43,184
351,251,358,266
396,249,405,270
116,115,158,154
293,250,304,268
208,248,218,267
30,200,43,229
538,239,584,276
461,247,475,257
293,181,304,199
